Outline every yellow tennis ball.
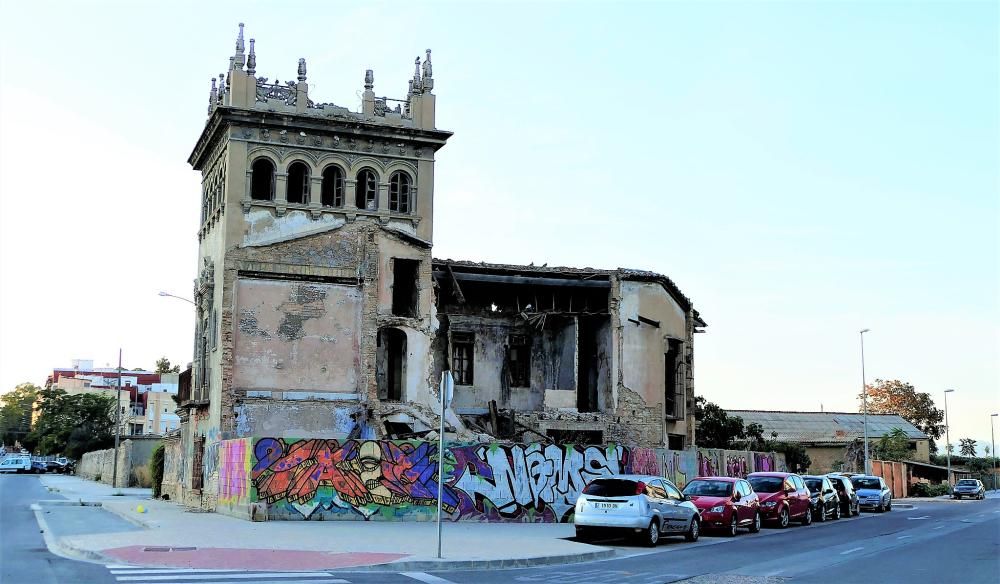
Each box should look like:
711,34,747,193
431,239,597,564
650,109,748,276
136,504,146,513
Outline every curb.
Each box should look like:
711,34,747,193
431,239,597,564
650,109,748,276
337,548,618,572
30,504,115,565
98,503,157,529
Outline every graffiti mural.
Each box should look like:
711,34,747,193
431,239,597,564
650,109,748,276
218,439,250,505
239,438,785,522
753,452,778,473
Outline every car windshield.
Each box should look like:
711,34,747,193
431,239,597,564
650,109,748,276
957,480,977,486
683,480,732,497
749,476,784,493
851,478,881,490
582,479,639,497
804,479,823,493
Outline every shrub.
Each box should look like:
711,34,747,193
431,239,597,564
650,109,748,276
149,444,165,498
910,482,949,497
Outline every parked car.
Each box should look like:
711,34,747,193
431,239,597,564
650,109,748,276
952,479,986,500
747,472,812,528
682,476,761,536
851,475,892,512
30,460,48,474
574,474,701,546
0,453,33,473
45,460,68,474
827,474,860,516
803,475,840,521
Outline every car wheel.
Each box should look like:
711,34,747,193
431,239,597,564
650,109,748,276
685,517,700,542
749,512,762,533
853,502,860,516
727,513,739,537
833,504,841,520
801,506,813,526
885,500,891,512
642,519,660,547
777,507,790,529
817,504,827,522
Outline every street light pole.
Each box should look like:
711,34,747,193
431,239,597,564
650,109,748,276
158,291,197,306
991,413,997,493
860,329,871,475
944,389,955,489
111,349,123,492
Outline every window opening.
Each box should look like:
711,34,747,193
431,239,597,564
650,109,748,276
250,159,275,201
389,171,412,213
286,161,309,204
356,169,378,210
451,331,474,385
507,334,531,388
665,339,681,418
391,259,419,317
377,328,407,401
667,433,685,450
321,166,344,207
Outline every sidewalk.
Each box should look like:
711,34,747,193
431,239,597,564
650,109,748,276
36,475,614,571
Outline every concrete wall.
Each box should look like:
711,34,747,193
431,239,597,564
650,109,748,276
161,435,183,501
215,436,785,522
78,438,161,488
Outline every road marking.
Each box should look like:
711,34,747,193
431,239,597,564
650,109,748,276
840,547,864,555
402,573,457,584
907,515,930,520
111,569,243,574
933,525,945,530
897,535,912,540
114,574,343,582
123,581,350,584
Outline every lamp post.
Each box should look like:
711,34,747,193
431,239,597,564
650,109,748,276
111,349,123,493
158,291,196,306
991,413,998,493
859,328,871,474
944,389,955,489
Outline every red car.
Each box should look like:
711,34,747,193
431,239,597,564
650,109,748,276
681,476,761,536
747,472,812,528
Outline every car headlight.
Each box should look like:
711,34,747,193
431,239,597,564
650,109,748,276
763,501,777,508
709,505,726,513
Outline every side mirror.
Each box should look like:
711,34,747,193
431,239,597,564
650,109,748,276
683,494,691,502
732,492,741,502
785,487,796,494
824,489,834,495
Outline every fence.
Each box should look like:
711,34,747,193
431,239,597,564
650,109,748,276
871,459,907,498
212,438,786,522
78,438,161,488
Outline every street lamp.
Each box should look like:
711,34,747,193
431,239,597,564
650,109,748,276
944,389,955,489
991,413,998,493
158,291,196,306
859,328,871,475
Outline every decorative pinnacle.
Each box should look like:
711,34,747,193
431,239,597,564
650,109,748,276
423,49,432,78
364,69,374,91
297,58,307,82
208,78,218,113
234,23,246,69
414,56,421,82
247,39,256,76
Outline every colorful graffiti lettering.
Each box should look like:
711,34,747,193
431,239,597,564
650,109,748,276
627,447,660,476
219,439,250,504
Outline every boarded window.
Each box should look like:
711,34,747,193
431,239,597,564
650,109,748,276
321,166,344,207
286,161,309,204
389,171,412,213
250,158,275,201
356,169,378,210
391,259,419,317
508,334,530,387
451,332,474,385
191,436,205,490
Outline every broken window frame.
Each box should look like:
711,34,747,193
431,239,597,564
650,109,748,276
664,339,682,419
355,168,379,210
321,165,345,207
388,171,412,213
391,258,420,317
507,334,531,388
285,160,310,204
250,158,275,201
451,331,475,386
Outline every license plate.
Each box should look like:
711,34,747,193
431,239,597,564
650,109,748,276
595,502,620,509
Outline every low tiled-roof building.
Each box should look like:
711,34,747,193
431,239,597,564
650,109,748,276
726,410,931,473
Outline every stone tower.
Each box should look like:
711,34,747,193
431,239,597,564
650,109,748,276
178,23,451,507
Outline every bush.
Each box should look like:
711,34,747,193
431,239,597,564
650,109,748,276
149,444,165,498
910,482,949,497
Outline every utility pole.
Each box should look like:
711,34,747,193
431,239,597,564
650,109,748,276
944,389,955,490
991,413,998,493
859,329,870,474
111,349,123,492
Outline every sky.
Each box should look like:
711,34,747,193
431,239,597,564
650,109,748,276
1,1,997,450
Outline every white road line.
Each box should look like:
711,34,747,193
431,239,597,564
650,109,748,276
907,515,930,520
106,565,138,569
840,546,864,555
933,525,945,530
897,535,912,540
111,569,243,575
114,573,340,582
401,572,457,584
125,581,350,584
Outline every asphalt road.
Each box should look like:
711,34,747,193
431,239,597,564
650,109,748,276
3,473,998,584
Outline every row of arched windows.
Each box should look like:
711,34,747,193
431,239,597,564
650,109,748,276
249,159,413,213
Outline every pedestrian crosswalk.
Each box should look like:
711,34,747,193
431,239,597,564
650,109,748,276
105,565,350,584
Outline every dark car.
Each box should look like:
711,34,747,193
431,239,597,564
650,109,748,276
747,472,812,528
803,475,840,521
45,460,68,474
682,477,762,536
827,474,860,516
30,460,48,474
952,479,986,500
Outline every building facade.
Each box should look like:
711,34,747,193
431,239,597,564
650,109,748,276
173,25,704,514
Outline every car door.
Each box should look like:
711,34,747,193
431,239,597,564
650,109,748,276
662,479,688,532
645,479,669,525
733,481,748,523
880,478,891,506
791,475,810,517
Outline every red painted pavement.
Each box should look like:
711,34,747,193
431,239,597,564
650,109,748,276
102,546,409,570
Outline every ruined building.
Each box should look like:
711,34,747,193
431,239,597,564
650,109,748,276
174,25,706,509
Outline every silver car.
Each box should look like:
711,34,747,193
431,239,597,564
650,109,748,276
573,474,701,546
952,479,986,500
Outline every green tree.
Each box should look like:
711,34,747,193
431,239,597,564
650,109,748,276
767,441,811,473
28,388,116,459
874,427,910,461
861,379,944,441
959,438,978,457
694,397,766,450
0,383,40,447
155,357,181,375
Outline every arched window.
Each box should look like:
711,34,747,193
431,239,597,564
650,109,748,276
389,171,412,213
250,158,275,201
286,161,309,205
356,168,378,210
321,166,344,207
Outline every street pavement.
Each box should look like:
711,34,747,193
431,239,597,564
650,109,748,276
2,473,998,584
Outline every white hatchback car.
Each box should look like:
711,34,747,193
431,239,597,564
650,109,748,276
574,474,701,546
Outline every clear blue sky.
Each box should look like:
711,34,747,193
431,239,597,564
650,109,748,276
1,1,997,449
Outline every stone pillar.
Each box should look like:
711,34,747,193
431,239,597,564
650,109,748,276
309,176,322,217
344,179,358,210
378,182,389,212
275,173,288,216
